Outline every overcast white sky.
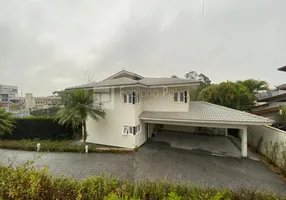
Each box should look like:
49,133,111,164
1,0,286,96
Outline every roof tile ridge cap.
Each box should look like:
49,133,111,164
199,101,246,112
199,101,271,120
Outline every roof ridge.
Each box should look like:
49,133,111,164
101,69,144,81
196,101,269,120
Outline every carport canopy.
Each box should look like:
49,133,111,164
139,101,274,157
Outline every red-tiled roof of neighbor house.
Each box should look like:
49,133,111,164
251,107,279,115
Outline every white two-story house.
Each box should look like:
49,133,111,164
67,70,273,157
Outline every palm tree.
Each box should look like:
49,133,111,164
198,79,269,111
240,79,269,94
0,109,15,136
55,90,106,143
238,79,269,110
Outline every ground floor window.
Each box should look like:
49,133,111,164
122,125,141,135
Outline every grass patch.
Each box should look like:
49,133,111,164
0,164,283,200
0,140,133,153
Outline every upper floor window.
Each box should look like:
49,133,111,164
123,92,139,104
174,91,188,103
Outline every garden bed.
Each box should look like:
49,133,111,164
0,140,133,153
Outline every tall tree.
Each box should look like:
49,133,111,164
199,84,218,103
198,79,269,111
0,109,15,136
185,71,212,100
55,90,106,142
184,71,211,85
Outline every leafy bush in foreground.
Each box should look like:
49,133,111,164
0,164,283,200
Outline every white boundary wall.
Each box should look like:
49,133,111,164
248,125,286,168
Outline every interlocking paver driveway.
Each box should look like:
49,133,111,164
0,143,285,194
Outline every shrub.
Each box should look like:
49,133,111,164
1,117,74,140
264,140,286,175
0,164,283,200
0,140,133,153
0,140,85,152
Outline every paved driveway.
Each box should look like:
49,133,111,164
0,144,285,194
151,131,242,157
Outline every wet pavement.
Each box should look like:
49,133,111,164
0,142,285,194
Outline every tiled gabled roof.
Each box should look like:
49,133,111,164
67,76,199,90
140,101,273,125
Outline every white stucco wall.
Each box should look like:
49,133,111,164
248,125,286,168
87,88,138,148
86,85,198,148
135,122,146,147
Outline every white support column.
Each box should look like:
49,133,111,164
147,123,150,138
240,127,248,157
225,128,228,136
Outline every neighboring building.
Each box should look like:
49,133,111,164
0,85,18,102
252,90,286,124
66,70,273,157
252,65,286,124
0,85,18,111
23,93,62,111
0,84,62,113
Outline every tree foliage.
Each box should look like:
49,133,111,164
184,71,211,85
171,75,178,78
0,109,15,136
184,71,212,100
30,106,61,117
198,79,269,111
55,90,106,142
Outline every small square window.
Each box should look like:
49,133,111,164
122,126,129,135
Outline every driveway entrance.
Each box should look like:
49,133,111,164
148,131,241,158
0,147,284,194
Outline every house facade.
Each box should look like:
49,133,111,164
67,70,273,157
252,65,286,125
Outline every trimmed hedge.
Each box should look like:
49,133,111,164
0,164,283,200
0,140,133,153
1,117,74,140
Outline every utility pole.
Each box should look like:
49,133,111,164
202,0,205,15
